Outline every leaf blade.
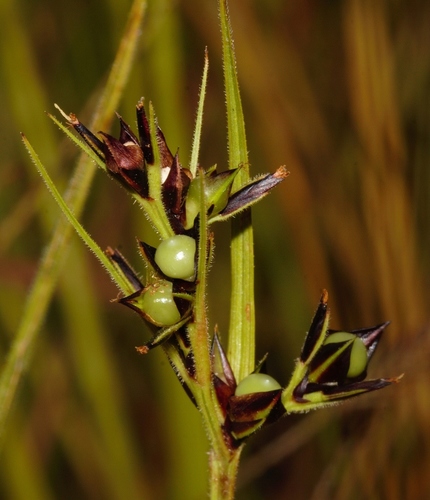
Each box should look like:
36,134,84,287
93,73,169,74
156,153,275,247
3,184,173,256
219,0,255,381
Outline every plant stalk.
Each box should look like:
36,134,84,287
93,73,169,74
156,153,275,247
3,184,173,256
219,0,255,382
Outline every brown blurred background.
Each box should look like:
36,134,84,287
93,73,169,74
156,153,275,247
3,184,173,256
0,0,429,498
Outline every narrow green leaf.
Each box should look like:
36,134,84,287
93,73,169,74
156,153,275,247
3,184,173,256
219,0,255,381
21,134,135,296
219,0,249,174
190,48,209,178
188,167,212,386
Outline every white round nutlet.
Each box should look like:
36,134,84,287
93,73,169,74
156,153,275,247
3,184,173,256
141,282,181,326
235,373,282,397
154,235,196,281
324,331,368,378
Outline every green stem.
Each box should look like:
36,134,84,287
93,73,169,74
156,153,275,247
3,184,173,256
192,171,212,386
179,4,256,497
219,0,255,382
182,170,240,499
208,445,243,500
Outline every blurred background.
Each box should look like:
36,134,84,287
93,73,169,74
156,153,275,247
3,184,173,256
1,0,429,498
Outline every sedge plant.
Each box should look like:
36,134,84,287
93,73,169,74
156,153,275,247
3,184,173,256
17,0,400,497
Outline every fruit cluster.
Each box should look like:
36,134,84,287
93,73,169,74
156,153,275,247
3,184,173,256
60,101,397,445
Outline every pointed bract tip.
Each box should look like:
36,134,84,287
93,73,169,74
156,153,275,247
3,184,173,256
54,103,79,125
274,166,289,179
321,289,329,304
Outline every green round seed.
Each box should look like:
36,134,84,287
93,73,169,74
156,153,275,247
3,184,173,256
141,282,181,326
235,373,282,397
324,332,368,378
154,235,196,281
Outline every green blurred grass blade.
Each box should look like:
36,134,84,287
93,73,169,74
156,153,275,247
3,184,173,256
144,0,189,154
59,241,151,499
0,0,57,167
2,416,55,500
219,0,255,381
0,0,147,447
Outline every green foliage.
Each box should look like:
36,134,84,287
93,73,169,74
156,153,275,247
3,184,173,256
1,0,429,499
